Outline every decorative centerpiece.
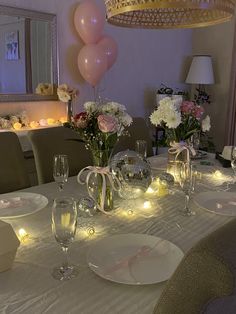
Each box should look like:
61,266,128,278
57,84,78,122
65,100,132,212
150,97,211,179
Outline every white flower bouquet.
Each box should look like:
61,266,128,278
150,97,211,145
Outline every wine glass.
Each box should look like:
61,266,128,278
53,154,69,192
179,162,195,216
51,197,79,281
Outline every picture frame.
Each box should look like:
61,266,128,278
5,31,19,60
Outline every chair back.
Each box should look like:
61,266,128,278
153,218,236,314
28,127,92,184
0,132,30,193
113,117,153,156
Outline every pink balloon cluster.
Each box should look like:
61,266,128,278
74,0,118,87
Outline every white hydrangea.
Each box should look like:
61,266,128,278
84,101,97,114
202,115,211,132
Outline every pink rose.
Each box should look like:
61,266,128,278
193,105,204,119
180,101,195,114
97,115,118,133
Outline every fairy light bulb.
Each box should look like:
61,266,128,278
18,228,29,242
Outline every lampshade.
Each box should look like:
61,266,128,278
104,0,236,29
185,55,215,85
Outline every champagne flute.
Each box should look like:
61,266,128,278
179,162,195,216
51,197,79,281
53,154,69,192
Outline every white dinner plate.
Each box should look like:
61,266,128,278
194,191,236,216
87,233,184,285
0,192,48,219
148,156,167,170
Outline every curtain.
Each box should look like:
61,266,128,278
225,21,236,145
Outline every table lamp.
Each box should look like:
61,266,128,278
185,55,215,105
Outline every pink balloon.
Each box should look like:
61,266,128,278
74,0,105,44
98,35,118,69
78,44,107,87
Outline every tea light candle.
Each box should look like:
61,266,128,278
13,122,22,130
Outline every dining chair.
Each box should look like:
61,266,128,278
28,127,92,184
113,117,153,157
153,218,236,314
0,131,30,193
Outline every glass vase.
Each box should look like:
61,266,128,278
167,147,188,183
89,148,114,212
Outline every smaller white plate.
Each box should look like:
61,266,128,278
148,156,167,170
194,191,236,216
0,192,48,218
87,234,184,285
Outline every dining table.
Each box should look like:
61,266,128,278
0,153,234,314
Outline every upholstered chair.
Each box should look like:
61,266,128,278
113,117,153,157
28,127,92,184
154,218,236,314
0,132,30,193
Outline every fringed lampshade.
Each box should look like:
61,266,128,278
104,0,236,29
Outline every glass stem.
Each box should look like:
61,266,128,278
61,246,69,269
59,183,64,192
184,192,190,213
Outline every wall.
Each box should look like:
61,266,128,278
192,18,235,151
0,0,192,123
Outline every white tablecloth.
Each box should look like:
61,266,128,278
0,156,234,314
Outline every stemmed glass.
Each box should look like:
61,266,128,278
51,197,79,281
179,162,195,216
53,154,69,192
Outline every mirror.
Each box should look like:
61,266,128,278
0,5,58,102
